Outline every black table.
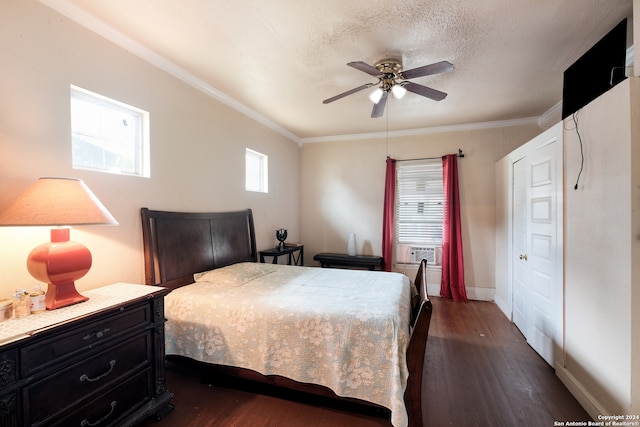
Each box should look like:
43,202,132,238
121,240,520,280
259,245,304,266
313,252,383,270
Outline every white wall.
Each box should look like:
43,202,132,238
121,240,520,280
0,1,300,298
558,77,639,417
300,124,542,299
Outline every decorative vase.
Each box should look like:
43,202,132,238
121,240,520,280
276,229,287,249
347,233,357,256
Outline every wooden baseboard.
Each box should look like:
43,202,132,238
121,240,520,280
555,363,608,419
427,283,495,302
495,295,511,319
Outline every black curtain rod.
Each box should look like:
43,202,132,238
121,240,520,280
393,149,465,162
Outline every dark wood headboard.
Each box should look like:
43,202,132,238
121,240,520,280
140,208,257,289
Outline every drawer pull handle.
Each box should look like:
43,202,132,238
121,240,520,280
79,360,116,382
82,328,111,341
80,401,116,426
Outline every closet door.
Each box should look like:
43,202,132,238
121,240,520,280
511,124,562,367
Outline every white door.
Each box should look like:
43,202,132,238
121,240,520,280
511,125,562,366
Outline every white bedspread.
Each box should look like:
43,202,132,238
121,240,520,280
164,262,412,427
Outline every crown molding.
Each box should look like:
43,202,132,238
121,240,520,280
299,117,541,144
538,101,562,129
39,0,301,144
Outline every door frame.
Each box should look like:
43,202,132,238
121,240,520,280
495,121,564,365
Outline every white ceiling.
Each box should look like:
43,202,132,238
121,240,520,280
42,0,633,142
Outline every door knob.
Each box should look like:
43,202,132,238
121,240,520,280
519,254,528,261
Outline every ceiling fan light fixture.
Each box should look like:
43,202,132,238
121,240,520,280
324,58,452,118
391,84,407,99
369,87,384,104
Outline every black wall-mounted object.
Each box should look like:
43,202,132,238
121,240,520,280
562,18,628,119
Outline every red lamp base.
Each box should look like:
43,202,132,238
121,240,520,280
27,228,92,310
45,282,89,310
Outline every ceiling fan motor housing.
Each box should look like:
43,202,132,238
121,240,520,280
375,59,403,90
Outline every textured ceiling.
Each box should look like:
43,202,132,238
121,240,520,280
42,0,633,141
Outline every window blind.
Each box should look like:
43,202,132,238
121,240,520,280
396,159,443,245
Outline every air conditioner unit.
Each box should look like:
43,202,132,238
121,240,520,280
396,245,440,265
410,246,436,264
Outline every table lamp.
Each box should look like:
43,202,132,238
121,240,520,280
0,177,118,309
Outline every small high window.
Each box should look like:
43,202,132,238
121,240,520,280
245,148,268,193
70,85,150,177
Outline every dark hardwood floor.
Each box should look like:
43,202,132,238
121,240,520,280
142,297,590,427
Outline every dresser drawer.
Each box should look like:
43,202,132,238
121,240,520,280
46,368,153,427
21,304,151,376
24,331,152,425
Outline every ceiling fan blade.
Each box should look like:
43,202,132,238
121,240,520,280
323,83,373,104
401,61,454,79
404,81,448,101
347,61,381,76
371,91,388,118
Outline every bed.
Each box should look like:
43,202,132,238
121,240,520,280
140,208,432,427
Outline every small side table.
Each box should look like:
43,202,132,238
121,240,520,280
259,245,304,266
313,252,383,270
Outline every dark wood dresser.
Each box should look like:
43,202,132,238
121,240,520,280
0,283,172,427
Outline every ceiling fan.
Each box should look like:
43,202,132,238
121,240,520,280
323,58,454,118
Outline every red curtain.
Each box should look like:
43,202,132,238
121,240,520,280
382,157,396,272
440,154,467,301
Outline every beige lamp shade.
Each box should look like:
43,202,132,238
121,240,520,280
0,177,118,226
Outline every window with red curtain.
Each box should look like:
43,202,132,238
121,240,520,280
384,158,443,270
383,154,466,302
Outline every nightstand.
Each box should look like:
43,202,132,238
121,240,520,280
0,283,173,426
259,245,304,266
